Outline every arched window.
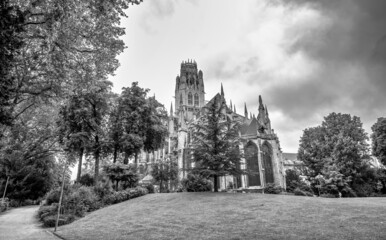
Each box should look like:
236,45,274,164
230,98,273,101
194,93,199,106
188,92,193,105
180,94,183,105
262,142,274,184
245,141,261,187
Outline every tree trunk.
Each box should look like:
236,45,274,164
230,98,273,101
76,148,84,183
160,179,163,193
213,175,218,192
113,145,118,163
134,152,138,167
94,135,100,185
123,152,129,164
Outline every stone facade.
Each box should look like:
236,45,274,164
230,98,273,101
167,60,286,190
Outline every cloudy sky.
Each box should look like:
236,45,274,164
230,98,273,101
110,0,386,153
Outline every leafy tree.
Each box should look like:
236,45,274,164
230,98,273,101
104,163,139,190
143,96,169,154
190,96,243,192
58,80,112,184
108,82,168,165
298,113,369,178
371,117,386,166
297,126,327,176
0,104,64,201
0,0,24,127
151,159,178,192
57,95,92,182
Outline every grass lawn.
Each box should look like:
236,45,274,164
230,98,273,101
55,193,386,240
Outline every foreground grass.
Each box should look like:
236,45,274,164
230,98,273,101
56,193,386,240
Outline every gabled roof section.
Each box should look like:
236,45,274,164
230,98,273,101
240,117,259,136
205,93,225,108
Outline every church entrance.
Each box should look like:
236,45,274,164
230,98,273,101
262,142,274,184
245,142,261,187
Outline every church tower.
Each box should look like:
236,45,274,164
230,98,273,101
174,60,205,121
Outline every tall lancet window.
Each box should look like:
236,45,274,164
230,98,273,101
194,93,199,106
188,92,193,105
180,94,183,105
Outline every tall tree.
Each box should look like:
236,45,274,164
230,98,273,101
1,0,141,132
0,0,24,127
371,117,386,166
108,82,168,165
190,96,242,192
57,95,92,182
298,112,370,178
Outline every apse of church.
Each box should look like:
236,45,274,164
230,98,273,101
168,60,286,190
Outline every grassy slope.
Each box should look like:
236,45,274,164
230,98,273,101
56,193,386,240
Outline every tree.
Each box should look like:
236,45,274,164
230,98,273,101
298,112,370,180
57,95,93,183
108,82,168,165
1,0,143,199
297,126,327,176
190,95,243,192
371,117,386,166
0,0,24,127
0,104,64,201
104,163,139,190
151,159,178,192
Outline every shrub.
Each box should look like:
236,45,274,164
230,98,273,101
294,187,313,197
102,186,148,205
181,173,212,192
320,193,337,198
340,186,357,198
140,184,155,194
8,199,21,208
285,169,302,192
44,188,62,205
79,173,94,186
264,183,282,194
93,180,113,200
42,214,75,227
38,205,57,220
64,185,99,217
352,183,374,197
176,185,186,192
43,185,99,217
0,198,9,212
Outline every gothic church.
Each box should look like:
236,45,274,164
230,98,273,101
166,60,286,190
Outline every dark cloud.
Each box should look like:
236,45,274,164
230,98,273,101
265,0,386,128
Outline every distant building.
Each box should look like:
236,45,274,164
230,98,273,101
283,153,305,171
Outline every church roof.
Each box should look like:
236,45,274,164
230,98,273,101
205,93,226,108
240,117,259,136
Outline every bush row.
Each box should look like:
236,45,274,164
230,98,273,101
102,186,148,205
38,184,148,227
